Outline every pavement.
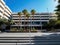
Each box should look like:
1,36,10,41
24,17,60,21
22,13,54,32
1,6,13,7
0,32,60,37
0,32,60,45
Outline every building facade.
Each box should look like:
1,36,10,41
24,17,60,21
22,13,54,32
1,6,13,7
0,0,12,19
11,13,57,30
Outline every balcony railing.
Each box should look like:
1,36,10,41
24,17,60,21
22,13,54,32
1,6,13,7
12,16,57,20
13,20,49,22
12,15,56,16
12,17,50,19
11,24,42,26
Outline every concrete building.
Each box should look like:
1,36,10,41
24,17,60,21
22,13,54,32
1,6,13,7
11,13,57,30
0,0,12,19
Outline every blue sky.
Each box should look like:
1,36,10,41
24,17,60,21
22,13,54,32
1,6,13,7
4,0,58,13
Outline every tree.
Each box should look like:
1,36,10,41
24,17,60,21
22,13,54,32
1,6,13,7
58,0,60,3
0,18,9,32
55,20,60,28
31,9,36,15
31,9,36,30
54,0,60,29
55,0,60,20
22,9,28,30
0,18,3,25
22,9,28,15
9,20,15,25
46,19,57,31
26,13,30,19
18,12,22,30
26,13,30,32
6,19,15,31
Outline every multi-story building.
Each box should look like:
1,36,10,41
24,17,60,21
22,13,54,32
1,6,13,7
0,0,12,19
11,13,57,30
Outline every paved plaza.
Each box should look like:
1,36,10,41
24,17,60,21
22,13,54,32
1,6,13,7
0,32,60,45
0,32,60,37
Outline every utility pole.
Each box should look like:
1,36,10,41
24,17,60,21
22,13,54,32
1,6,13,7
47,8,50,23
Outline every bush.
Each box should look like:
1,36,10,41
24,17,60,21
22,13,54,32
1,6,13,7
31,28,37,32
10,28,18,32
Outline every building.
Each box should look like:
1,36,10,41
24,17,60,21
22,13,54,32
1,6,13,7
0,0,12,19
11,13,57,30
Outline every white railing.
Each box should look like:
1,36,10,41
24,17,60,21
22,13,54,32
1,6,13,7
4,12,10,17
0,3,5,9
13,20,49,22
0,8,4,12
12,16,57,20
0,12,3,16
12,17,50,19
11,24,42,26
12,15,56,16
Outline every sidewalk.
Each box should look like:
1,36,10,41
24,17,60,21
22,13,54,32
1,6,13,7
0,32,60,37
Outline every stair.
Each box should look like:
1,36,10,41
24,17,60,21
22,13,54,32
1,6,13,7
0,34,60,45
0,33,60,45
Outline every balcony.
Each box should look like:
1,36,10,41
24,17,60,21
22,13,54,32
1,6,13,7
0,12,3,16
11,24,42,26
12,14,55,17
12,16,53,19
0,8,4,12
3,15,9,19
0,3,5,9
4,12,10,17
5,8,11,15
12,16,56,20
0,0,5,5
13,20,49,22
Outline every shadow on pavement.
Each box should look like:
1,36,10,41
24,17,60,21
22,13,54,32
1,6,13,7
26,33,60,45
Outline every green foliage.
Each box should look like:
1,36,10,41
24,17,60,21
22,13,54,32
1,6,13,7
58,0,60,3
49,19,57,25
31,28,37,32
55,20,60,28
26,13,30,18
54,0,60,28
18,12,22,16
0,18,15,26
31,9,36,15
0,18,8,25
9,20,15,25
45,19,57,31
56,20,60,24
55,0,60,20
22,9,28,15
56,4,60,8
10,28,18,32
45,19,60,30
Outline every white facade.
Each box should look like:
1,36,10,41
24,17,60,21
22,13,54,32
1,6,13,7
0,0,12,19
11,13,57,30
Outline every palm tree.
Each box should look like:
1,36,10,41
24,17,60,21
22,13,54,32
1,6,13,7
18,12,22,30
22,9,28,15
26,13,30,32
31,9,36,31
22,9,28,30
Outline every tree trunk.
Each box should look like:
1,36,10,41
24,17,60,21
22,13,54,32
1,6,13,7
19,16,21,30
31,15,32,31
20,16,22,30
33,15,34,30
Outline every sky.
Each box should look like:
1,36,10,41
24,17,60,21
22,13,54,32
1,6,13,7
4,0,58,13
